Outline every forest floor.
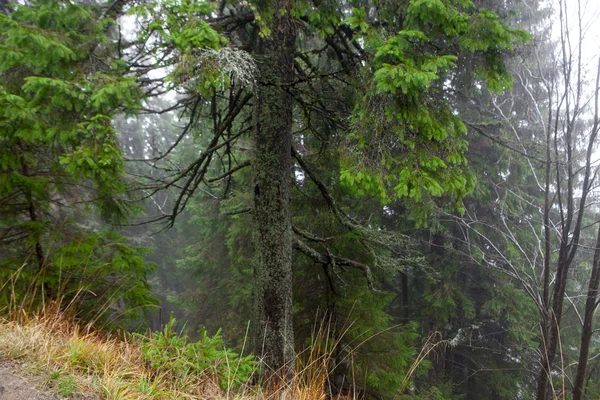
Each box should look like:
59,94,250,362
0,358,98,400
0,359,59,400
0,313,345,400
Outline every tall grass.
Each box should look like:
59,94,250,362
0,265,237,399
0,308,369,399
0,268,364,399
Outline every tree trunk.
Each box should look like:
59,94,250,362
536,250,569,400
17,142,46,275
400,271,409,322
572,223,600,400
0,0,9,14
251,0,296,384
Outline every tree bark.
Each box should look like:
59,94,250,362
251,0,296,384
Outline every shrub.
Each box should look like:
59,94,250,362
137,316,255,390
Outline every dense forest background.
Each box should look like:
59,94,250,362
2,0,600,398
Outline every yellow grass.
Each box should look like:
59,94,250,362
0,303,360,400
0,265,364,400
0,313,224,399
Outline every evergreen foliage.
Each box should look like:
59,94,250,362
136,316,255,390
0,0,156,323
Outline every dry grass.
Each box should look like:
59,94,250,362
0,266,363,400
0,309,224,399
0,302,362,400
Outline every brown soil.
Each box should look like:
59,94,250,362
0,360,99,400
0,360,59,400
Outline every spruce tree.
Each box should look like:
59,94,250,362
125,0,528,388
0,0,155,321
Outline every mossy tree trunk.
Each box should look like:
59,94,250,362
251,0,296,382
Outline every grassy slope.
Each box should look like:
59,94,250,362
0,316,223,399
0,307,355,400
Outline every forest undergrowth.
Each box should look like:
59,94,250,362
0,272,384,400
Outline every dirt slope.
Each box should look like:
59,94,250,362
0,360,59,400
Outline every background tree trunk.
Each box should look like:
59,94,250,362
572,223,600,400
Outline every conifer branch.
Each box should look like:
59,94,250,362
207,160,251,183
293,236,376,290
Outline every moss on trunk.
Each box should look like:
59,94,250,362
251,1,297,383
